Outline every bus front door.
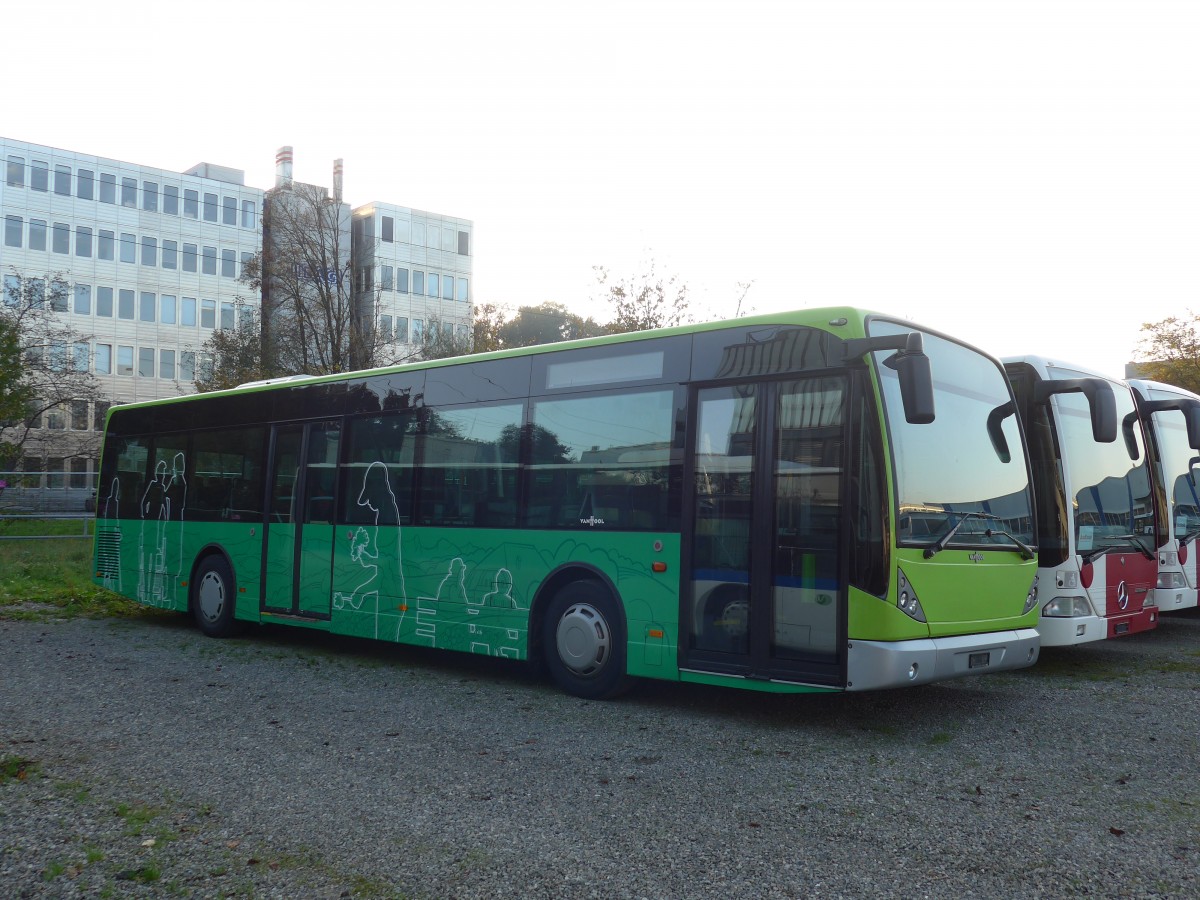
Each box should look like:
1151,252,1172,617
263,420,341,619
684,377,846,686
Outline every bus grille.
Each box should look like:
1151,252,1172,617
95,528,122,578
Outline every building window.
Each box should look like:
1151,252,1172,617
138,347,155,377
222,196,237,225
395,316,409,343
411,319,424,344
381,265,393,291
95,344,112,374
27,278,45,308
442,225,455,251
382,216,394,242
2,274,18,307
221,248,236,278
76,226,92,257
160,294,176,325
31,160,48,192
456,277,468,302
99,173,116,204
181,297,197,326
96,287,113,317
70,458,89,489
163,184,179,215
49,284,67,312
77,169,94,200
73,343,89,373
118,289,135,320
29,219,46,251
121,177,137,207
46,458,65,488
94,401,110,431
412,222,425,246
183,243,198,272
180,351,196,381
52,223,69,254
4,215,22,248
74,284,91,315
202,246,217,275
54,165,71,196
119,233,136,263
241,199,255,228
203,192,218,221
397,267,409,294
380,315,392,339
162,240,177,269
71,400,88,430
428,273,439,298
200,299,216,328
458,231,470,255
160,349,176,380
117,345,134,375
219,301,234,330
184,189,198,218
413,271,424,295
143,181,158,212
441,275,453,300
139,292,156,323
98,230,114,260
7,155,25,187
141,236,157,267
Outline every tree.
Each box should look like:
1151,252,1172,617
594,258,691,334
194,307,266,392
420,315,473,361
470,302,507,354
1136,312,1200,394
0,269,107,472
499,302,606,348
258,182,392,377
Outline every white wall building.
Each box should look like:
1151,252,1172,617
0,136,474,498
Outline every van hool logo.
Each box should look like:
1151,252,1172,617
579,516,606,527
969,551,985,563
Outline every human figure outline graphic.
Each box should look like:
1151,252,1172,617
334,461,403,639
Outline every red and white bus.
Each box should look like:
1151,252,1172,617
1006,357,1158,645
1127,379,1200,615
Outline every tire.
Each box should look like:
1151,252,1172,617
192,555,242,638
701,583,750,654
542,580,633,700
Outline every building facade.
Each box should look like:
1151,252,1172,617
0,136,473,503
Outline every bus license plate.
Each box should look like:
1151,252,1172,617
1115,622,1130,635
968,651,991,669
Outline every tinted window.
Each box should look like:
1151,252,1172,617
417,404,523,527
343,412,419,525
189,427,265,521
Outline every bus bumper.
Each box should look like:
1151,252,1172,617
1037,613,1108,647
845,628,1040,691
1105,606,1158,639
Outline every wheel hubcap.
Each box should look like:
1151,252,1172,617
198,571,226,623
555,602,611,676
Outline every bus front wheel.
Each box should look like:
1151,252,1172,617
192,556,242,638
543,581,632,700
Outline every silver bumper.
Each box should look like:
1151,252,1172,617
846,628,1040,691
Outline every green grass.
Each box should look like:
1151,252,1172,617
0,517,94,538
0,753,39,783
0,536,157,621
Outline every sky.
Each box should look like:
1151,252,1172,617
5,0,1198,379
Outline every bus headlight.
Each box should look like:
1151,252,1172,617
1042,596,1092,618
1022,575,1040,616
1156,571,1186,590
896,568,926,623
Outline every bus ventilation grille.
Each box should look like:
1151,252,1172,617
96,528,122,577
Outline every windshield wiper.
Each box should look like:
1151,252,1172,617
1117,533,1155,561
984,527,1036,560
1080,545,1113,565
923,511,999,559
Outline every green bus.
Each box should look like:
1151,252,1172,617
93,308,1040,697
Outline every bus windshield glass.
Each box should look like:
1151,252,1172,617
1148,388,1200,541
869,320,1034,550
1050,369,1152,559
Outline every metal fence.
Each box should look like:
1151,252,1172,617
0,471,95,539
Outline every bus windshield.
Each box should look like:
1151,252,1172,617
1050,369,1152,560
1148,388,1200,542
869,320,1034,550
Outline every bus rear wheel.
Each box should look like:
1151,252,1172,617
192,556,242,638
543,581,633,700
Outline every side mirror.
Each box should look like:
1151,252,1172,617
1121,412,1141,461
1033,377,1117,443
987,401,1015,463
843,331,935,425
1187,404,1200,451
1189,456,1200,489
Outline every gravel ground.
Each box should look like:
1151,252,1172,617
2,608,1199,899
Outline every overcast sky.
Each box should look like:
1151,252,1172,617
5,0,1198,378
